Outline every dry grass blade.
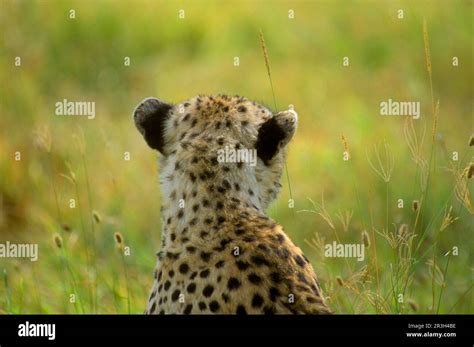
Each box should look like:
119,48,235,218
341,266,373,293
375,223,417,251
404,116,426,160
304,232,326,260
375,227,401,249
403,116,428,187
445,163,474,214
454,171,474,214
365,291,391,314
431,100,440,144
59,162,77,185
341,133,350,159
440,205,459,231
33,125,52,153
335,209,353,232
423,18,432,76
423,18,436,118
298,194,335,230
366,141,395,183
426,259,445,286
259,29,277,109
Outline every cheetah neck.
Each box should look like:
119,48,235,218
158,160,264,251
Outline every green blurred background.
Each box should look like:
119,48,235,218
0,0,472,314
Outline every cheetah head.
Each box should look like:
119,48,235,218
133,95,297,210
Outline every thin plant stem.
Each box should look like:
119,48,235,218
81,153,98,313
259,29,293,202
121,252,131,314
436,254,450,314
74,181,94,312
48,152,62,226
3,269,12,313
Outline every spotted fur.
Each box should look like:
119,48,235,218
133,94,331,314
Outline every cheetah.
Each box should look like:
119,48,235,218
133,94,331,314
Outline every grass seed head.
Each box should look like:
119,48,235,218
53,234,63,249
398,224,408,239
362,230,371,248
93,210,101,224
114,232,124,251
259,29,272,81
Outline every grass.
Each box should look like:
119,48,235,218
259,28,294,203
0,0,472,314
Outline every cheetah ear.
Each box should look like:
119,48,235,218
133,97,173,154
256,110,298,165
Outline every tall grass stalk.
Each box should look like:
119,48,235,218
121,251,131,314
447,284,473,313
259,29,293,202
412,19,438,249
3,269,12,313
345,139,380,311
62,246,84,313
56,246,72,312
436,253,450,314
54,234,84,313
81,149,98,312
31,264,43,312
114,232,131,313
74,129,98,312
34,126,62,229
401,19,443,302
342,134,367,230
299,195,357,313
430,255,436,312
112,274,121,313
48,152,63,226
61,166,94,312
368,209,381,312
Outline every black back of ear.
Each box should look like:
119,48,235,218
255,117,287,165
133,98,172,154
